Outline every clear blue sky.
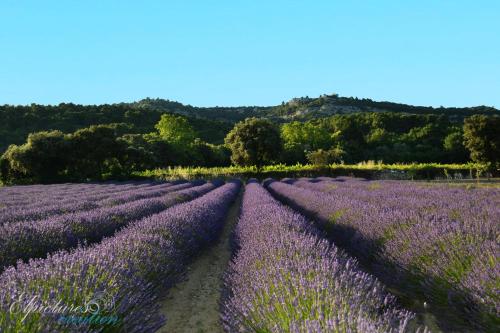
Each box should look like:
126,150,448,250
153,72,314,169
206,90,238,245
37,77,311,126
1,1,499,107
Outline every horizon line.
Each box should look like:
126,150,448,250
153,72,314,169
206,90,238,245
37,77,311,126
1,93,498,110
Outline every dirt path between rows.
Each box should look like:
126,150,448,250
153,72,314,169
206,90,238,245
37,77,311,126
156,191,242,333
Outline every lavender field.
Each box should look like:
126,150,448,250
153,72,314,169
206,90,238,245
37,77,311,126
0,178,498,332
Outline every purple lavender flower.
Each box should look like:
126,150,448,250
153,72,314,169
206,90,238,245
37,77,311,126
0,180,219,272
265,177,499,331
0,180,240,332
222,181,415,332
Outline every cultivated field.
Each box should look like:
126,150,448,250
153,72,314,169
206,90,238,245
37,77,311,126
0,177,498,332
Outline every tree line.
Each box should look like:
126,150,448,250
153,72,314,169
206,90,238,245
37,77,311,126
0,102,233,153
225,115,499,169
1,112,498,184
0,115,230,184
2,96,496,153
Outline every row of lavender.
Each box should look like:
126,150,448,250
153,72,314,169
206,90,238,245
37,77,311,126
0,180,196,225
0,181,159,207
222,181,420,332
0,180,221,271
265,177,499,331
0,180,241,332
0,182,161,224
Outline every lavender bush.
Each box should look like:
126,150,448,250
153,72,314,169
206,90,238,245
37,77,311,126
265,178,499,331
222,181,416,332
0,180,240,332
0,181,192,225
0,181,156,208
0,180,220,271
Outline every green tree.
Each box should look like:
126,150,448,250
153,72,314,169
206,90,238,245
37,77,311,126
365,128,391,146
306,145,345,166
463,115,500,170
443,129,468,163
0,131,70,184
188,139,231,167
118,134,158,171
280,121,332,163
67,125,128,179
155,114,197,145
281,121,331,151
225,118,282,167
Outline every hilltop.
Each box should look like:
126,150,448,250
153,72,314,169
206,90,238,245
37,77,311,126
126,94,498,122
0,94,498,152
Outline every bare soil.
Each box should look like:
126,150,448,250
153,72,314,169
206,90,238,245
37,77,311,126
156,192,242,333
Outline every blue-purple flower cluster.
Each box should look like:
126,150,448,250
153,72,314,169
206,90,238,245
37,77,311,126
0,180,220,271
0,181,154,208
265,177,499,330
0,180,240,332
222,181,416,332
97,180,194,207
0,181,192,225
0,182,148,208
